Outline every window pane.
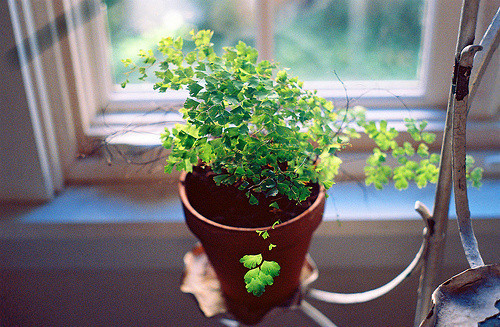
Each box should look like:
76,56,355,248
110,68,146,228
103,0,257,84
104,0,425,84
274,0,425,81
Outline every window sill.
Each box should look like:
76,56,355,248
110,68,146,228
2,179,498,225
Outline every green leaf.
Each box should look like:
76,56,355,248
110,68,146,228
465,155,475,168
422,132,436,144
243,268,260,284
430,153,440,164
249,194,259,205
241,253,280,296
269,202,280,209
416,175,429,189
235,166,245,176
213,174,229,185
187,83,203,97
238,180,250,191
266,187,279,197
417,143,430,157
403,142,415,156
245,277,265,296
184,98,200,109
239,254,263,269
185,51,197,64
380,120,388,132
395,177,409,190
199,143,213,163
261,260,280,277
173,36,183,50
277,182,290,194
256,230,270,239
121,58,133,67
469,167,483,188
258,271,275,286
164,162,175,174
276,70,288,83
275,125,294,136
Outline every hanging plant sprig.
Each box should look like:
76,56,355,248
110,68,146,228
240,220,282,296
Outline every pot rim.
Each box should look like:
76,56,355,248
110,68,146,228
179,171,326,232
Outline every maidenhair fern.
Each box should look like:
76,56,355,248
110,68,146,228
122,30,481,296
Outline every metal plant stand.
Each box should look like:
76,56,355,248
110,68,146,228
181,1,500,325
302,1,500,326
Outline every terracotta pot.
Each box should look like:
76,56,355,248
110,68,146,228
179,171,325,324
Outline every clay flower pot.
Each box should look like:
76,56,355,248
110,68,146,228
179,171,326,324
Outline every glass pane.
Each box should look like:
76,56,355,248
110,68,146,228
103,0,257,84
104,0,425,84
274,0,425,81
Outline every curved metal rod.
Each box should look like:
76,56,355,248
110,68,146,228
468,6,500,104
300,300,339,327
307,202,432,305
452,45,485,268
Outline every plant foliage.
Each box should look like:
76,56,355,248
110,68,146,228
122,30,450,200
122,30,481,296
123,30,358,207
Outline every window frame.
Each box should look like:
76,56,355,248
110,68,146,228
98,0,466,111
91,0,499,113
78,0,500,111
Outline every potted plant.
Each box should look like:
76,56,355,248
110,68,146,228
121,30,482,324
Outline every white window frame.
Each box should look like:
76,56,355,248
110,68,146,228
97,0,499,112
101,0,443,111
7,0,500,184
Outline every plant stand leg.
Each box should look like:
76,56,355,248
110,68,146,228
412,0,482,324
452,44,485,268
219,318,241,327
299,301,338,327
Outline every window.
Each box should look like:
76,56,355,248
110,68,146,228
103,0,431,109
105,0,424,83
95,0,499,114
5,0,499,185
